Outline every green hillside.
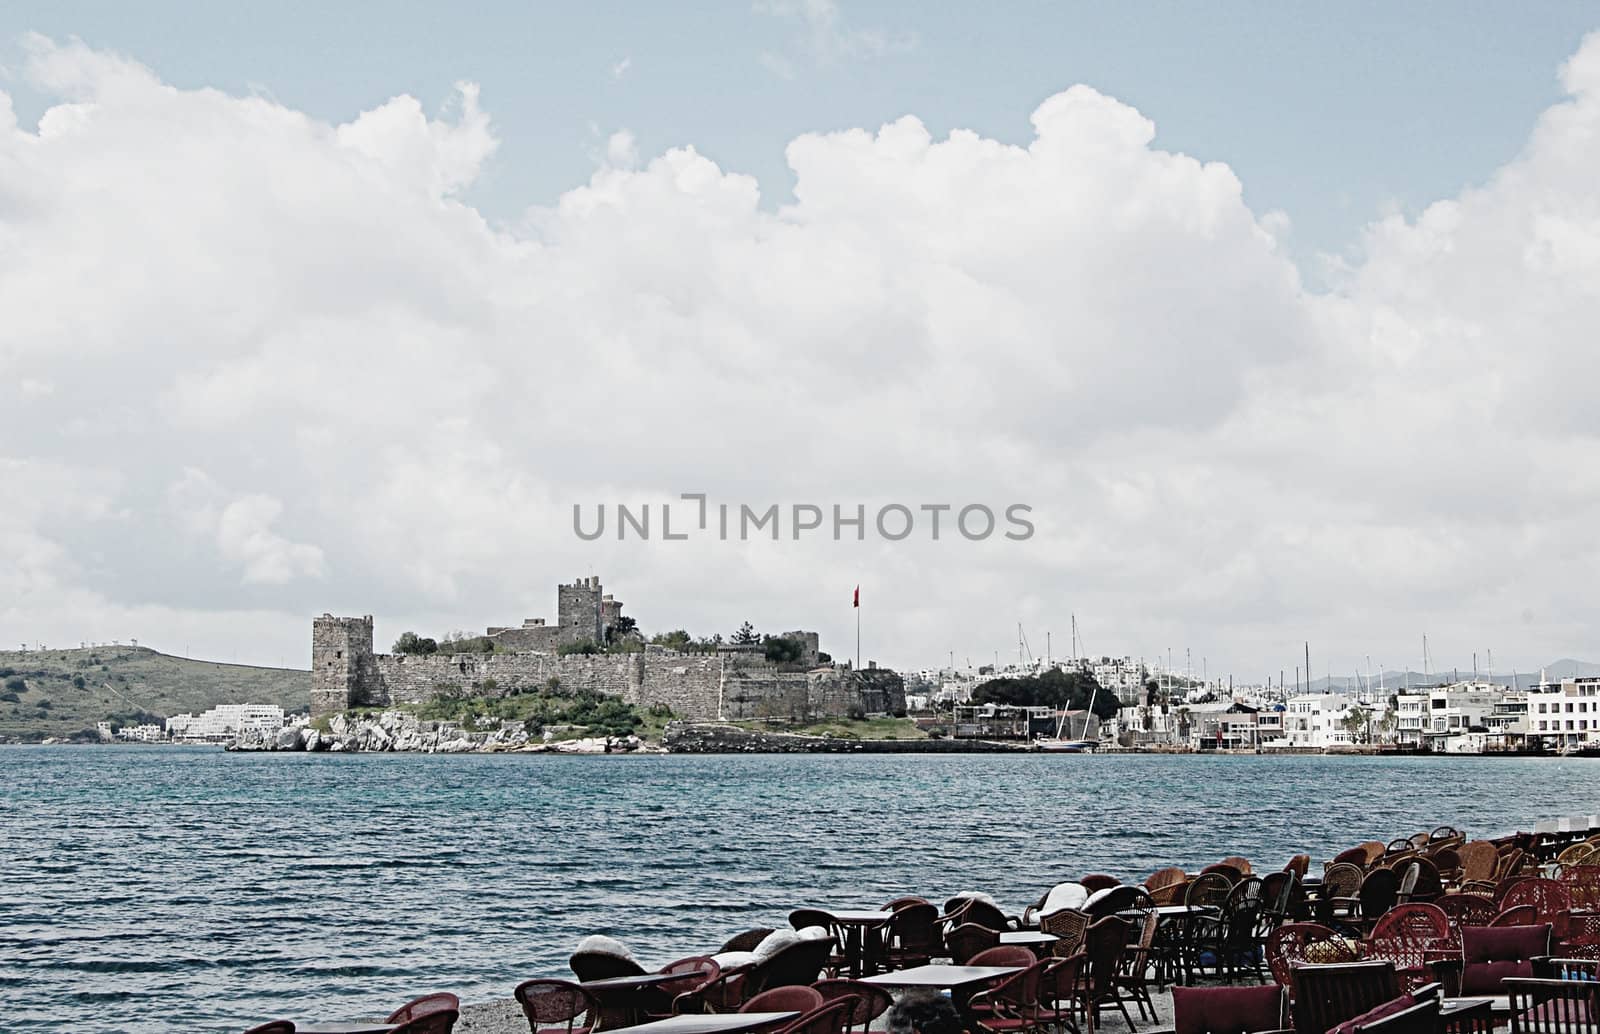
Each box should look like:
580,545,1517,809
0,646,308,742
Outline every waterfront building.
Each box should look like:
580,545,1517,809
1527,676,1600,748
1283,692,1357,749
1485,691,1530,745
166,703,286,743
116,723,165,743
1395,689,1431,745
1424,682,1500,743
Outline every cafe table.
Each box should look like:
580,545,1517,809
605,1012,800,1034
998,930,1059,948
293,1024,397,1034
860,964,1021,991
815,908,893,978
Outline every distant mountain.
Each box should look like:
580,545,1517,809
0,646,307,742
1305,660,1599,695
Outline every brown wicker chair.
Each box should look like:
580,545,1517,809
1456,841,1500,892
969,945,1038,969
242,1024,295,1034
1035,953,1085,1034
878,902,940,972
1145,866,1188,893
388,994,460,1026
514,979,599,1034
1150,879,1190,907
1202,862,1245,885
740,987,824,1014
1038,908,1091,957
1080,874,1121,894
649,957,720,1019
1115,909,1161,1020
945,922,1001,965
1079,917,1136,1034
745,939,835,998
1395,857,1443,904
1284,854,1311,880
392,1010,460,1034
967,958,1050,1034
771,998,859,1034
1332,847,1372,868
882,896,929,911
1320,862,1366,926
811,979,893,1034
1220,856,1254,876
1359,842,1389,866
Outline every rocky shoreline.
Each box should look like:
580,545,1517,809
659,722,1032,753
227,710,655,755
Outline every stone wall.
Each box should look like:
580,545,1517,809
311,613,902,722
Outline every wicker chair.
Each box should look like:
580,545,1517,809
1079,917,1136,1034
1289,961,1404,1034
1396,858,1443,904
1146,866,1188,894
1332,847,1373,868
1202,862,1246,885
649,957,720,1018
388,994,461,1027
1320,863,1366,927
1492,905,1539,928
1183,873,1234,984
1039,908,1092,957
1150,879,1190,907
1267,923,1359,999
1080,874,1121,894
1430,826,1462,843
746,940,835,998
772,998,859,1034
570,948,646,982
242,1024,295,1034
1559,912,1600,961
1359,842,1389,866
789,910,847,976
1034,953,1085,1034
392,1015,459,1034
1366,904,1456,993
1284,854,1312,880
1434,893,1497,928
1557,865,1600,912
811,980,892,1034
1502,879,1573,923
1456,841,1500,893
514,979,598,1034
1115,909,1160,1019
1357,868,1402,931
1085,885,1155,919
740,987,824,1014
946,923,1002,965
970,946,1039,969
1221,857,1255,876
967,958,1050,1034
882,896,929,911
959,898,1021,933
878,902,940,972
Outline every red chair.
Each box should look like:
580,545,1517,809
1561,911,1600,960
968,946,1038,969
879,902,941,971
1267,924,1358,999
1502,879,1573,923
967,958,1050,1034
391,1011,459,1034
1491,904,1539,927
1035,953,1085,1034
650,956,720,1018
570,948,646,982
242,1024,295,1034
946,923,1001,965
514,979,599,1034
811,980,893,1034
1079,916,1136,1034
771,998,858,1034
1365,904,1456,993
387,993,460,1026
1170,984,1288,1034
1289,961,1404,1034
742,987,824,1014
1558,865,1600,911
1433,894,1497,928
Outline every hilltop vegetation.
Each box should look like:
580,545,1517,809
0,646,308,742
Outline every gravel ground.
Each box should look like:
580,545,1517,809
451,989,1177,1034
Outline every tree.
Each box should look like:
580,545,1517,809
763,635,803,665
558,639,600,656
651,630,694,651
393,632,438,655
970,668,1118,721
731,622,759,645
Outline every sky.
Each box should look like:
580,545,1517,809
3,4,1600,682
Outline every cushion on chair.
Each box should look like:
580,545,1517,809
711,951,758,969
575,935,637,961
752,928,801,961
1040,883,1090,914
1172,984,1282,1034
1460,924,1551,995
1327,993,1417,1034
795,926,833,942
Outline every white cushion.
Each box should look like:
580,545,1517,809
711,950,758,969
1081,887,1116,911
575,934,637,962
796,925,833,942
1041,883,1089,915
951,890,1001,909
752,928,801,961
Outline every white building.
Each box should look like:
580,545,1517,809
1527,677,1600,748
1395,689,1432,745
166,703,285,742
1425,683,1500,740
1283,692,1357,749
117,723,164,743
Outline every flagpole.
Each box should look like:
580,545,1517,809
856,603,861,671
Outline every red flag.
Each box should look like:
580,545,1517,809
853,586,859,608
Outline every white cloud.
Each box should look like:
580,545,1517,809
3,33,1600,679
755,0,916,67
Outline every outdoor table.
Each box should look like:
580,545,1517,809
815,908,893,978
609,1011,799,1034
1442,994,1508,1018
293,1024,397,1034
998,931,1058,949
582,971,704,1028
862,965,1022,1021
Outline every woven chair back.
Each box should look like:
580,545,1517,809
1502,878,1573,921
1322,862,1365,900
515,979,597,1032
1186,872,1233,909
1039,908,1091,956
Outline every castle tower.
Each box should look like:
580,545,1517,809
557,576,605,647
312,614,377,716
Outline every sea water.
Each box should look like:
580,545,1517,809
3,746,1594,1031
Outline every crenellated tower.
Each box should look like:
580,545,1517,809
312,614,378,716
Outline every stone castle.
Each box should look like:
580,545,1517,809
312,576,903,722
